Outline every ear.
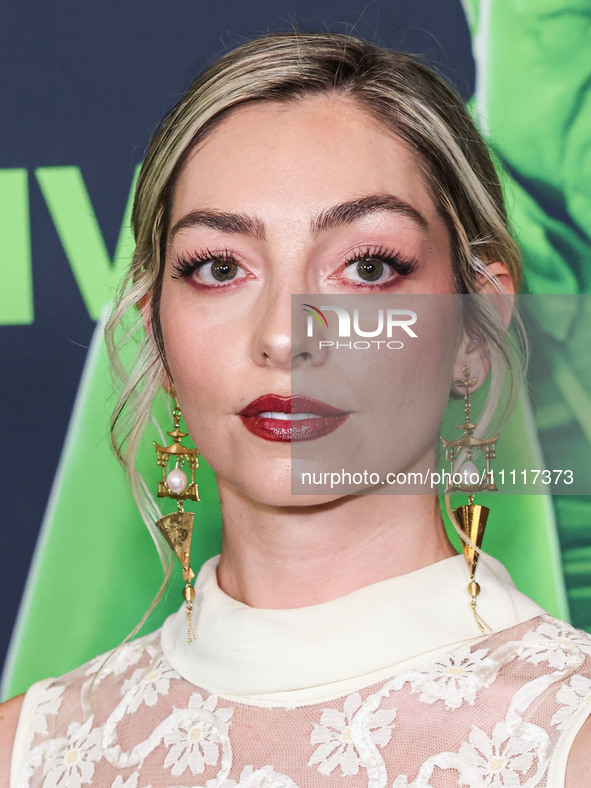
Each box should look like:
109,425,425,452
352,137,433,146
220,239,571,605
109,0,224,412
452,261,516,394
138,290,173,393
138,291,152,333
475,261,515,315
452,333,491,394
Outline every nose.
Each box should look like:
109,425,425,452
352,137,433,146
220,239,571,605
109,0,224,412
251,286,327,370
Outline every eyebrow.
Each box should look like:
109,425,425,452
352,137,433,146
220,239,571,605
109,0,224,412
169,193,428,243
169,210,266,241
311,194,429,235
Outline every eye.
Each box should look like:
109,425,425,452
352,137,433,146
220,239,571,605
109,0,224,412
350,255,387,283
203,258,240,283
172,250,247,287
341,248,419,286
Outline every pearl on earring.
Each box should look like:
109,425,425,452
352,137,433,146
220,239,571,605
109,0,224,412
457,460,479,486
167,467,188,494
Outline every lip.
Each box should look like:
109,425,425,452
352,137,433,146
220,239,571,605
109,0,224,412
238,394,350,442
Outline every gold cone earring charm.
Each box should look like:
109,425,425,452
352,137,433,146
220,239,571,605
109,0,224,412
154,397,200,642
453,494,490,633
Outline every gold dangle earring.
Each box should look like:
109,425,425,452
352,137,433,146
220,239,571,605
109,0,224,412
440,365,499,634
154,392,200,642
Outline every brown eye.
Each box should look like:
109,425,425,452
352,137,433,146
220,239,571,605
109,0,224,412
356,255,384,282
172,250,248,288
340,248,418,287
210,259,239,281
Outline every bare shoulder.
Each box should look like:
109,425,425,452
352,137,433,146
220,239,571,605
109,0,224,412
0,694,25,787
566,713,591,788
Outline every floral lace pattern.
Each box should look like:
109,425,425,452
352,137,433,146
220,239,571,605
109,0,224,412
308,691,396,776
16,615,591,787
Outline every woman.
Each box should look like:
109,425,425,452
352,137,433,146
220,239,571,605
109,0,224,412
2,32,590,787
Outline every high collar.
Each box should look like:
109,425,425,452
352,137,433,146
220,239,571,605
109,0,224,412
161,553,544,704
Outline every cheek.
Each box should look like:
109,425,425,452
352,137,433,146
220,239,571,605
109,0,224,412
159,295,238,438
363,302,460,450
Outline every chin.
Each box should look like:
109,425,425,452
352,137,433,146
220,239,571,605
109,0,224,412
215,459,346,509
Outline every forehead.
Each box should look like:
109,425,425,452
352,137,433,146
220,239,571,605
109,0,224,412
170,95,440,229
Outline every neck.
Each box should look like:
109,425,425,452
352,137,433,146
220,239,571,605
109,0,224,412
216,488,456,608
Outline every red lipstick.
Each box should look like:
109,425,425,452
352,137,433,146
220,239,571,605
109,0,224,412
238,395,349,442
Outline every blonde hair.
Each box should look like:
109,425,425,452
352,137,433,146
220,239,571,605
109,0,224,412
106,32,525,591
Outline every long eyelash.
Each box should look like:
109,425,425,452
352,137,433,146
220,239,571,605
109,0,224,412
344,245,419,277
171,245,417,282
171,249,235,279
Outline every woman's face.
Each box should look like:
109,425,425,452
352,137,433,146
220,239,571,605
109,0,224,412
159,96,462,505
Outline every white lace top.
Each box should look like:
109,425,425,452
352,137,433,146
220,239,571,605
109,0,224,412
11,554,591,787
